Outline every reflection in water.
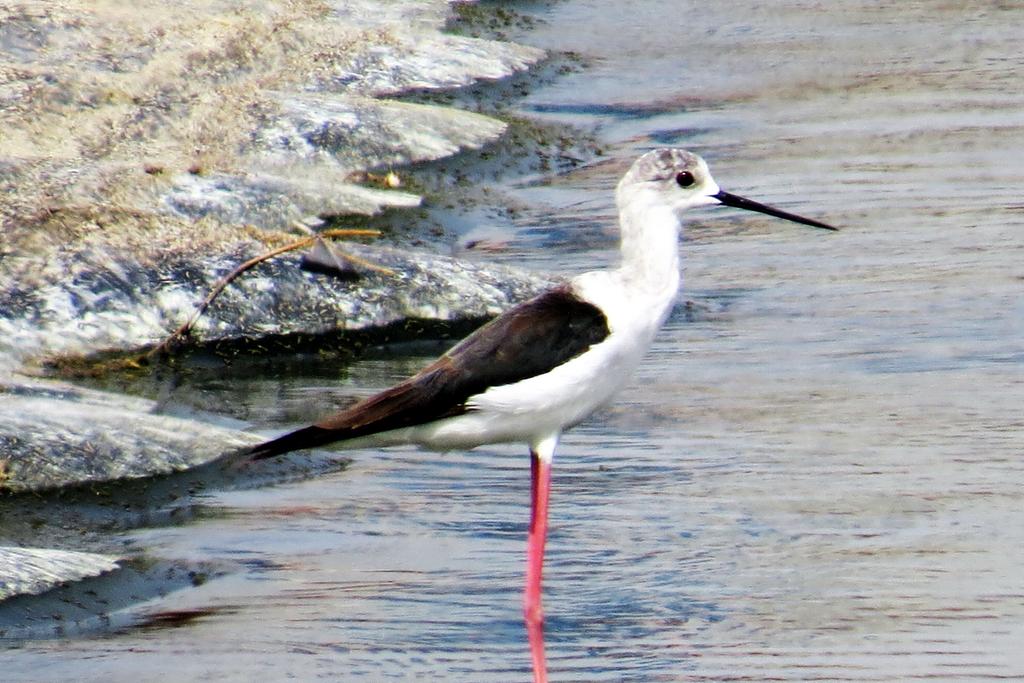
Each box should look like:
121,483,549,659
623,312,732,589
527,614,548,683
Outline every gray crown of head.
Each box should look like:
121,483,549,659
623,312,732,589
624,148,702,184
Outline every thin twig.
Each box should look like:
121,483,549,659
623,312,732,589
146,236,312,357
147,228,389,358
319,229,397,275
42,229,393,377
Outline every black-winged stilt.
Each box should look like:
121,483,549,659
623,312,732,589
247,148,835,681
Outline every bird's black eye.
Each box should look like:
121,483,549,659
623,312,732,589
675,171,695,188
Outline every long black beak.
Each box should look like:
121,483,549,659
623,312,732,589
713,190,837,231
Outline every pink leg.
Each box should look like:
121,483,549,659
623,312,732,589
525,448,551,683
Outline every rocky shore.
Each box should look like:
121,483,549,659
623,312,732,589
1,1,554,603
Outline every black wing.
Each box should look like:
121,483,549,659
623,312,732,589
248,285,609,459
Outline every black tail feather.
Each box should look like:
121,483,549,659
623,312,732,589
247,424,346,460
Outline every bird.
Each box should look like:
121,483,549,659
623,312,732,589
246,148,835,678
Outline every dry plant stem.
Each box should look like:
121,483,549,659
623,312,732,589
147,229,389,359
319,230,397,275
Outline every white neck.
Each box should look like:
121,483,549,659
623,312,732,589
615,190,682,302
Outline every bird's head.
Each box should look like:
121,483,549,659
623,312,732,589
617,148,837,231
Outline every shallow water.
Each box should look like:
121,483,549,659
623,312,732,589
7,0,1024,680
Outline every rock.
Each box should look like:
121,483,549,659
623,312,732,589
167,93,510,229
1,0,545,240
0,234,550,372
328,32,546,97
0,547,120,602
0,379,261,493
0,0,550,372
162,170,423,228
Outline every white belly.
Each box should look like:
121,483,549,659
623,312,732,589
414,295,672,450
